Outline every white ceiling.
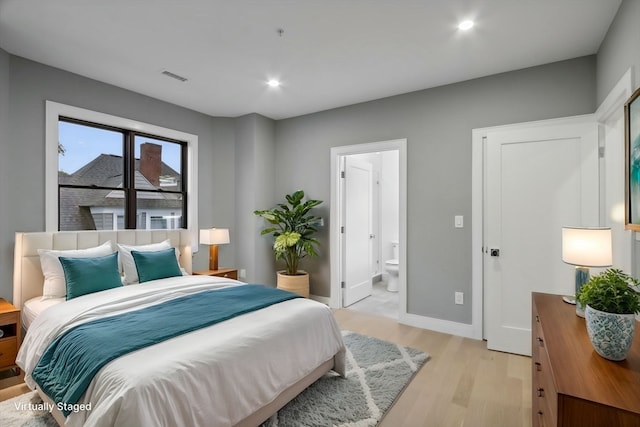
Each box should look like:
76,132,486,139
0,0,622,120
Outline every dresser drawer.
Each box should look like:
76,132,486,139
533,313,546,352
0,338,17,368
536,306,558,422
532,309,545,370
0,311,18,327
534,407,551,427
532,299,557,427
535,353,558,426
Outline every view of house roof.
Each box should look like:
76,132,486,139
59,153,182,231
61,153,181,187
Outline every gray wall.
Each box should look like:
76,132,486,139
0,28,617,326
234,113,277,285
596,0,640,105
0,48,10,301
0,56,237,301
274,56,596,324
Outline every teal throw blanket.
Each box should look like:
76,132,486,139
32,284,300,416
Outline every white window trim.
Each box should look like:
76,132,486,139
45,100,199,250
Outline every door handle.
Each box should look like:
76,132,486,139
369,234,375,239
490,248,500,257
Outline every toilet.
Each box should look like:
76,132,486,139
384,240,399,292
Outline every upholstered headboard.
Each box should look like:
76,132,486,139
13,230,192,308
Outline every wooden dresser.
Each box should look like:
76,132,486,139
532,292,640,427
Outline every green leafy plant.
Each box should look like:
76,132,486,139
254,190,322,275
576,268,640,314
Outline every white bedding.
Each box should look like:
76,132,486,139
22,296,64,330
17,275,345,427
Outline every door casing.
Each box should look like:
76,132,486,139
329,139,407,314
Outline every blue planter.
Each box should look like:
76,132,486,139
585,305,636,361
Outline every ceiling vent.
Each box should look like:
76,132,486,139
161,70,188,82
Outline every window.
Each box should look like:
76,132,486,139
58,118,186,231
46,102,198,245
91,212,113,231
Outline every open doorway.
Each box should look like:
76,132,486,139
329,139,407,320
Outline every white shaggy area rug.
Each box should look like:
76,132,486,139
0,332,428,427
261,331,429,427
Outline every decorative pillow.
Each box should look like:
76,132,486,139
131,248,184,283
59,252,122,300
117,240,182,284
38,241,113,299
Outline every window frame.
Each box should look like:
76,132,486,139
57,116,188,230
46,101,199,249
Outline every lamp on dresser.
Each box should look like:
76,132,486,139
561,226,612,317
199,228,230,271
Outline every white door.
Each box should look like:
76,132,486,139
371,170,381,276
484,119,599,355
343,156,373,306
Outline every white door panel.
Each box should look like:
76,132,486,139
343,157,373,306
485,120,599,355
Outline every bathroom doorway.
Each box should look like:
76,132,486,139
329,139,407,320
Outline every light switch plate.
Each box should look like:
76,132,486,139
455,292,464,305
454,215,464,228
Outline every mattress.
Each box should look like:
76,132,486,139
21,296,64,330
17,275,345,427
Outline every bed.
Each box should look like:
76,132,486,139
13,230,345,427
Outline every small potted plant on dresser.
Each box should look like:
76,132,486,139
254,190,322,298
576,268,640,361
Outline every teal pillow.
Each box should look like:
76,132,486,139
59,252,122,300
131,247,183,283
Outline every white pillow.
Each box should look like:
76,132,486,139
38,241,114,299
117,240,183,285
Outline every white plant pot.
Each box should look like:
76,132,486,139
584,305,636,361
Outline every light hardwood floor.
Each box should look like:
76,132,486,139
0,369,27,402
0,309,532,427
334,309,532,427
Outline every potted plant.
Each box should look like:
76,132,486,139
576,268,640,361
254,190,322,297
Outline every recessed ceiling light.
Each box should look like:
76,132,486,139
267,79,281,88
458,20,474,31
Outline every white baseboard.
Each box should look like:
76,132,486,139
310,294,330,305
399,312,482,340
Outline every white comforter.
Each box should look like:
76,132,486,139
17,276,346,427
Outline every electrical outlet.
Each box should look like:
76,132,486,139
455,292,464,305
239,269,246,279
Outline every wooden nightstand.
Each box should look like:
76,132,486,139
193,268,238,280
0,299,20,375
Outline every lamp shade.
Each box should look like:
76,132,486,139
561,227,612,267
199,228,230,245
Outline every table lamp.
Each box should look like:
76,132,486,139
199,228,230,271
561,226,612,317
